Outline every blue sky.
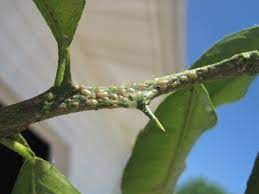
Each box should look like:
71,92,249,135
179,0,259,193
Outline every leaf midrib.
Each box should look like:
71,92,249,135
151,87,198,194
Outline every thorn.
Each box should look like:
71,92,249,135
142,104,166,132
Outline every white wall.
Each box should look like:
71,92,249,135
0,0,185,193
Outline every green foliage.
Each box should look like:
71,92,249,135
177,178,227,194
122,85,217,194
245,154,259,194
33,0,86,86
0,134,78,194
191,26,259,106
122,26,259,194
12,157,80,194
33,0,85,48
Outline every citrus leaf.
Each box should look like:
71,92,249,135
191,26,259,107
122,85,217,194
33,0,86,47
245,153,259,194
12,157,80,194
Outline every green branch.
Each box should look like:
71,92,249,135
0,51,258,136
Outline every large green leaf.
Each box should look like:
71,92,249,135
12,157,80,194
33,0,85,47
191,26,259,106
121,85,217,194
245,154,259,194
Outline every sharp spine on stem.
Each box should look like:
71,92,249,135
140,104,166,132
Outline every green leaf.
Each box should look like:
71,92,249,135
12,157,80,194
33,0,86,47
121,85,217,194
245,153,259,194
191,26,259,106
176,178,227,194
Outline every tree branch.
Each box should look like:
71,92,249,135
0,51,258,136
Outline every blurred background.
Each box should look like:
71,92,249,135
0,0,258,194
